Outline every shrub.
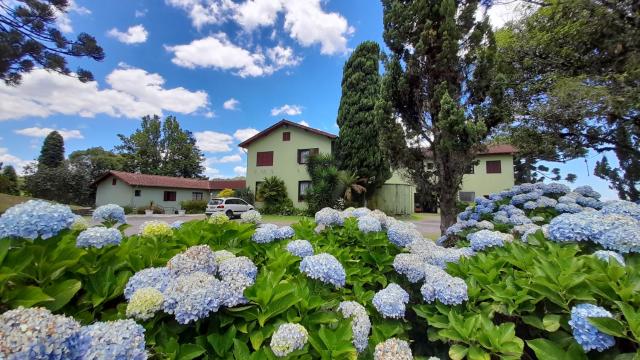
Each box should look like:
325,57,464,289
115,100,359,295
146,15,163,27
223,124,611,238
235,187,255,205
217,188,235,197
180,200,207,214
136,205,164,214
122,205,134,215
257,176,296,215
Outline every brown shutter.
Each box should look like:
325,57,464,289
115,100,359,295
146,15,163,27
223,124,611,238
283,132,291,141
486,160,502,174
257,151,274,166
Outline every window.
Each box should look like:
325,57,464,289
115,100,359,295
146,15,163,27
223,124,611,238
112,178,117,186
283,132,291,141
298,148,319,164
257,151,274,166
459,191,475,202
192,192,203,201
298,181,311,201
486,160,502,174
426,162,435,170
163,191,177,201
255,182,264,202
134,189,141,197
465,164,475,174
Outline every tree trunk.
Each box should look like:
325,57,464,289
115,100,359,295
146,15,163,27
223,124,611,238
439,186,458,234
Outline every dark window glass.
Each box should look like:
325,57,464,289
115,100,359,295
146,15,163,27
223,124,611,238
164,191,177,201
486,160,502,174
134,189,141,197
459,191,475,202
192,192,203,201
257,151,274,166
465,164,475,174
283,132,291,141
112,178,117,185
298,148,319,164
209,199,223,205
298,181,311,201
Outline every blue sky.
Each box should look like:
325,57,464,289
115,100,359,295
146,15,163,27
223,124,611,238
0,0,619,199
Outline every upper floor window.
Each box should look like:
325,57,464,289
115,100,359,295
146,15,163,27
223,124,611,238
257,151,274,166
134,189,141,197
112,178,117,185
283,132,291,141
298,148,319,164
486,160,502,174
192,192,203,201
459,191,475,202
164,191,177,201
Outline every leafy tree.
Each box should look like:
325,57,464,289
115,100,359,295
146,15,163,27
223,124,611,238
0,0,105,85
380,0,510,230
68,147,125,181
1,164,19,195
514,156,577,185
38,131,64,168
305,154,341,213
217,188,235,198
257,176,294,215
116,115,205,178
23,162,92,205
335,41,391,195
498,0,639,200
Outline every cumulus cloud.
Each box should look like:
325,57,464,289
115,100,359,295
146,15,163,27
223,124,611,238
108,25,149,44
271,104,302,116
211,154,242,163
234,0,282,30
233,128,259,142
53,0,91,33
165,0,235,29
15,127,84,140
166,34,299,77
135,9,148,17
298,120,309,127
234,166,247,176
223,98,240,110
0,148,30,174
194,131,234,152
0,66,210,121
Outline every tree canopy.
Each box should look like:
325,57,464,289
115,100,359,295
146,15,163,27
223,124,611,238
38,131,65,168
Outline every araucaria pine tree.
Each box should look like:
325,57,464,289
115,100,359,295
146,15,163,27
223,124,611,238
380,0,510,231
335,41,391,197
38,131,65,168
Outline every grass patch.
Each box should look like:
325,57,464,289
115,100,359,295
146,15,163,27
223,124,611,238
395,212,441,221
261,214,311,224
0,193,86,214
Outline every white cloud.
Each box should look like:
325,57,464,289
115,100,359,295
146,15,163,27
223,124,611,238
282,0,353,55
479,1,535,28
202,158,221,178
135,9,148,17
165,0,235,29
212,154,242,163
166,34,299,77
233,0,282,31
0,66,209,121
108,25,149,44
234,166,247,176
194,131,234,152
233,128,259,142
271,104,302,116
53,0,91,33
223,98,240,110
298,120,309,127
15,127,84,140
0,147,30,174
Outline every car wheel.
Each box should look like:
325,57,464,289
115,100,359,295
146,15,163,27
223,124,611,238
226,210,234,219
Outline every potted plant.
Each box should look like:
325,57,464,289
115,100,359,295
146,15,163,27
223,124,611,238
177,208,186,216
145,201,154,216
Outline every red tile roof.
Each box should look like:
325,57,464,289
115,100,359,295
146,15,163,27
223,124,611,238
238,119,336,148
94,171,245,190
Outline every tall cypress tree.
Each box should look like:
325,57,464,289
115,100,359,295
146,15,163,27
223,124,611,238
38,131,65,168
2,165,19,195
380,0,510,231
335,41,391,197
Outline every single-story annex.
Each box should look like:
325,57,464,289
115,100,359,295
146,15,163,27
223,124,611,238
94,171,245,212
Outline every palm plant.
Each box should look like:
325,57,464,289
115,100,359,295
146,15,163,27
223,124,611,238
336,171,367,202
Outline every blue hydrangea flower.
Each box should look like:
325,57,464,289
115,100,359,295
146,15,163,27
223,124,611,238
467,230,513,251
337,301,371,353
536,196,558,208
240,209,262,224
373,338,413,360
167,245,217,276
315,207,343,226
593,250,625,266
575,195,603,209
170,220,184,229
555,202,584,214
218,256,258,282
80,319,147,360
252,224,279,243
574,185,601,199
0,200,76,240
476,220,494,230
421,264,468,305
387,222,422,247
163,271,223,324
124,267,173,300
211,250,236,265
92,204,126,224
286,240,314,257
126,287,164,321
218,271,253,308
0,306,89,360
539,182,571,195
393,253,428,283
352,207,372,218
524,201,537,210
76,227,122,249
372,283,409,319
600,200,640,221
299,253,346,288
422,246,475,269
358,215,382,233
275,226,295,239
549,212,640,253
270,323,308,357
569,304,616,352
511,190,543,205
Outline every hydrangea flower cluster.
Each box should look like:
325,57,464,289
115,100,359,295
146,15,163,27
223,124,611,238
358,215,382,233
593,250,625,266
208,212,230,225
171,220,184,229
140,220,173,237
240,209,262,224
124,267,172,300
76,227,122,249
337,301,371,353
372,283,410,319
270,323,308,357
0,306,89,359
275,225,295,239
167,245,217,276
299,253,346,288
315,207,343,226
467,230,514,251
387,222,422,247
70,216,89,231
92,204,126,224
421,264,468,305
252,224,279,243
574,185,601,199
600,200,640,221
0,200,76,240
373,338,413,360
393,253,430,283
126,287,165,320
569,304,616,352
352,207,372,218
80,319,147,360
163,271,223,324
286,239,314,257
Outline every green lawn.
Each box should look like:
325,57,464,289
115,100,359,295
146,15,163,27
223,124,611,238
260,214,311,223
0,193,86,214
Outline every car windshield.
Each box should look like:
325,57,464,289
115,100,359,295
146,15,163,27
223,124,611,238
208,199,223,205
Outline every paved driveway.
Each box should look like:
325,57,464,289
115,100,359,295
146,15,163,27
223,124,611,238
116,214,206,236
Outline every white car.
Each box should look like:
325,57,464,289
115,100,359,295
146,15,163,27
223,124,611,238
205,197,254,218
